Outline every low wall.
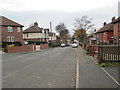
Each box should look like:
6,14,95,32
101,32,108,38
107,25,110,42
7,45,33,53
40,44,49,49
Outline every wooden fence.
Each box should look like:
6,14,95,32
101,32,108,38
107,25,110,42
97,45,120,63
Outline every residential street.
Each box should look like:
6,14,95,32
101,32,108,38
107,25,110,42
2,47,119,88
2,47,76,88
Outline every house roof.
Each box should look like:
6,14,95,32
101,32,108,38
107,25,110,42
0,16,24,27
95,22,113,34
23,25,43,33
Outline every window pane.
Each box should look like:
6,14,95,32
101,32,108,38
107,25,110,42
8,26,13,32
17,27,21,32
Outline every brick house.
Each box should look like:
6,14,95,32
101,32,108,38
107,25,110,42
23,22,49,43
112,17,120,44
95,20,114,44
0,16,24,47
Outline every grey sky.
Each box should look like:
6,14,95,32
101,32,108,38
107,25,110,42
0,0,119,35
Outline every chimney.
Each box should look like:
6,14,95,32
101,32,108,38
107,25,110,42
94,29,96,32
34,22,38,26
103,22,107,26
112,16,115,22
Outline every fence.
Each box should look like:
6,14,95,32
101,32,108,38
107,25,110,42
97,45,120,63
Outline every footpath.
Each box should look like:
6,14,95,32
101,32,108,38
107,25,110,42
78,47,119,88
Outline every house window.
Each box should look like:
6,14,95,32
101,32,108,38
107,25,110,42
17,27,21,32
27,34,28,37
119,23,120,32
8,26,13,32
7,36,14,42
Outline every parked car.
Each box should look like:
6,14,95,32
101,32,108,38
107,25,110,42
61,43,65,47
72,43,78,48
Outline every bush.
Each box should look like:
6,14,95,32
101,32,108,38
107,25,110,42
49,43,60,47
8,44,15,47
85,44,90,54
28,41,47,45
0,42,2,48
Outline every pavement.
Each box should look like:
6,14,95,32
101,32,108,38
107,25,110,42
78,47,119,88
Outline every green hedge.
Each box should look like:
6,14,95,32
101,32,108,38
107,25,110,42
85,44,90,54
28,41,47,45
49,43,60,47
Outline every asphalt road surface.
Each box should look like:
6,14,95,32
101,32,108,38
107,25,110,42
2,47,76,88
2,47,119,88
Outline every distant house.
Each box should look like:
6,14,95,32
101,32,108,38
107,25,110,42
48,32,57,43
112,17,120,44
87,33,97,45
56,35,60,44
23,22,49,43
95,18,114,44
0,16,24,47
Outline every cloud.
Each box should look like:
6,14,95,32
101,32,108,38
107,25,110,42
1,1,118,35
0,0,119,12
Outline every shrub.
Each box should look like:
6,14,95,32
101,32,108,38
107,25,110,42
85,44,90,54
28,41,47,45
49,43,60,47
8,44,15,47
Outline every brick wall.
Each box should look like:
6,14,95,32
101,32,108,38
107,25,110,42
40,44,49,49
2,26,23,43
114,23,120,37
7,45,33,53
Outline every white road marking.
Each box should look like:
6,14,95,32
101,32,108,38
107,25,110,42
76,59,79,88
101,67,120,86
91,57,120,86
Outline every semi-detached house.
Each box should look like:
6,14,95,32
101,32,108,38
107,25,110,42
0,16,24,47
23,22,49,43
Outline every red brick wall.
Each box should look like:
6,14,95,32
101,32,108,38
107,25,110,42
114,23,120,37
40,44,49,49
102,32,113,42
7,45,33,53
2,26,23,43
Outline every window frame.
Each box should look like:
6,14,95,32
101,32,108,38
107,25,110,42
17,27,21,32
7,36,14,42
7,26,13,32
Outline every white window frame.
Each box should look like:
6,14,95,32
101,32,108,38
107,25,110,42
17,27,21,32
7,26,13,32
7,36,14,42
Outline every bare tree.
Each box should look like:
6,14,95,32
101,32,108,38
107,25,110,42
73,16,95,43
55,23,69,43
74,16,95,31
55,23,66,34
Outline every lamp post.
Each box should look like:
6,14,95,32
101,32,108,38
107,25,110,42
50,22,52,45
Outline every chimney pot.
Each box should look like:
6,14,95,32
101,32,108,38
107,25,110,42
112,16,115,22
103,22,107,26
34,22,38,26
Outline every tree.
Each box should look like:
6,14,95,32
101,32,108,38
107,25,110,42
55,23,69,43
73,29,87,42
73,16,94,43
73,16,94,31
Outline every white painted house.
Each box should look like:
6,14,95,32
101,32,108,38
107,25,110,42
23,22,49,43
48,32,57,43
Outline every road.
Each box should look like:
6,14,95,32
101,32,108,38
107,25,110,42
2,47,76,88
2,47,119,88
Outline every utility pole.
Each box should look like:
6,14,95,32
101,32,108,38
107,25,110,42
50,22,52,45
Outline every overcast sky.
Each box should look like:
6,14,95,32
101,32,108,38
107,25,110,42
0,0,120,35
